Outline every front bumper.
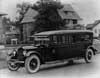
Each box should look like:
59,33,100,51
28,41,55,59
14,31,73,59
8,59,24,64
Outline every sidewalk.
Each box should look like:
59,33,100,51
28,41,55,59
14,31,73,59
0,45,13,61
0,60,7,69
0,45,11,69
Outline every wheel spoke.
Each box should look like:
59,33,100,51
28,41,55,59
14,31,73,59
30,59,38,70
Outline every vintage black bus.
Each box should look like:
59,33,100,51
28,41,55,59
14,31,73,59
7,30,97,73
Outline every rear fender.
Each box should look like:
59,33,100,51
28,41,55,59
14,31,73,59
87,46,97,55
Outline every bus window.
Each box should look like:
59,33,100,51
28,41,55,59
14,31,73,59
57,35,59,44
72,35,77,43
58,35,64,44
62,35,65,44
65,35,73,44
80,34,91,42
65,35,68,43
53,35,57,44
72,34,91,43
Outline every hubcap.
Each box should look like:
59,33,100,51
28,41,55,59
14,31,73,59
30,59,38,70
9,62,18,68
87,51,92,60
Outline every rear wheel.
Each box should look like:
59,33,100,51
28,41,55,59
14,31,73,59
84,49,93,63
25,55,40,74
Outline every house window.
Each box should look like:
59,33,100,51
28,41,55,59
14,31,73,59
68,12,73,16
73,20,77,24
65,19,70,24
64,11,68,14
95,29,97,33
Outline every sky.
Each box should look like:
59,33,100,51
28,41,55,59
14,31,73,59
0,0,100,25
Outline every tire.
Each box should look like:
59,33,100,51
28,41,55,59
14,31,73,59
7,61,20,71
25,55,40,74
84,49,93,63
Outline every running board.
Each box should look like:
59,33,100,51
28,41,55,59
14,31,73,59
45,57,82,64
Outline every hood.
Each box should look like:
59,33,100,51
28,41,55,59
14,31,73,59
22,46,37,49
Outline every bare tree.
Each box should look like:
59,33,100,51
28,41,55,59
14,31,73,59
15,2,32,24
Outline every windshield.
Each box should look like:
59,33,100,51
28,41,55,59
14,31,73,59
34,36,50,45
34,36,49,41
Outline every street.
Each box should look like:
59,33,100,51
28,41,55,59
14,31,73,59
0,42,100,78
0,54,100,78
0,55,100,78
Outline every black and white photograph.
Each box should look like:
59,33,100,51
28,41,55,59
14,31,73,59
0,0,100,78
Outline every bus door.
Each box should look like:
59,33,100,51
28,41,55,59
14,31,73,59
72,34,85,57
56,34,74,59
52,35,67,59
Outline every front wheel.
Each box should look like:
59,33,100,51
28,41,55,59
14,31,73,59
84,49,94,63
25,55,40,74
7,61,20,71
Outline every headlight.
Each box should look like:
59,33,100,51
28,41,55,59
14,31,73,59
8,50,16,56
13,50,16,56
23,50,27,56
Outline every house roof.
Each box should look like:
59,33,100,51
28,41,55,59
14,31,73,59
21,4,82,23
21,8,38,23
86,20,100,29
58,4,82,20
86,24,93,29
0,12,7,16
58,9,82,20
62,4,74,12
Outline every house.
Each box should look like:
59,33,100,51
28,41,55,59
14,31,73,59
21,2,82,42
5,25,20,44
0,12,7,44
21,8,38,42
86,20,100,38
58,4,82,29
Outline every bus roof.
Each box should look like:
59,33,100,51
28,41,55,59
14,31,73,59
34,30,93,36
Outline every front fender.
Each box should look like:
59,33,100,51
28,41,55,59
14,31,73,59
25,51,39,57
25,51,44,64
